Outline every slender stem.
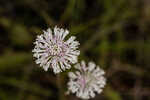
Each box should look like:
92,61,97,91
57,74,66,100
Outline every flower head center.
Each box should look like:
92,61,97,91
47,41,68,57
49,43,62,56
53,44,61,53
78,73,94,90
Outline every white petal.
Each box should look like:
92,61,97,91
68,72,77,79
88,62,96,72
62,29,69,39
66,36,76,44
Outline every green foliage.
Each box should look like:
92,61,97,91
105,87,122,100
0,0,149,100
0,50,31,70
10,24,32,46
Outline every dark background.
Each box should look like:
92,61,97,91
0,0,149,100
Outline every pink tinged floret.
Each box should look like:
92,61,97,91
78,76,86,90
67,61,106,99
32,26,80,73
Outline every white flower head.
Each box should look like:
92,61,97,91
32,26,80,74
67,61,106,99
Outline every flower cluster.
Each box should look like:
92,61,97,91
67,61,106,99
32,26,106,99
32,26,80,73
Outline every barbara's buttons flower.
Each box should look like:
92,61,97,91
67,61,106,99
32,26,80,74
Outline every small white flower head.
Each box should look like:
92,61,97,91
67,61,106,99
32,26,80,74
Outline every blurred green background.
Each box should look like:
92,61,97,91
0,0,149,100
